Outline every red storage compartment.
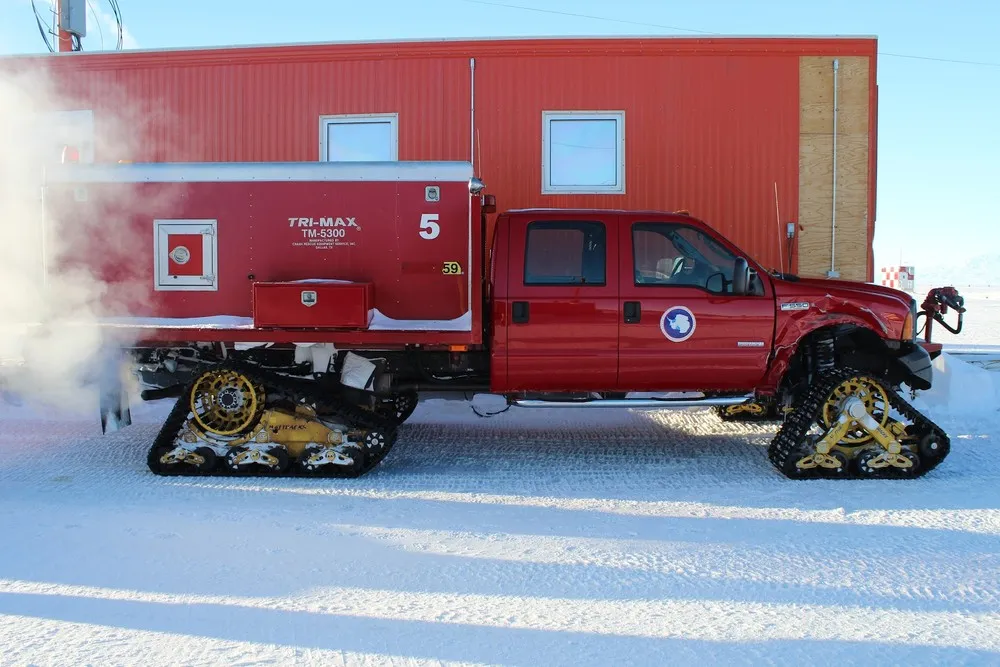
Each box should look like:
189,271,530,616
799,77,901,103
253,280,373,329
41,160,483,346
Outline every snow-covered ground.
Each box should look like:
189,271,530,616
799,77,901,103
1,349,1000,665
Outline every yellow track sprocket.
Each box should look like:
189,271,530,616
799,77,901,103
820,375,891,449
189,368,265,436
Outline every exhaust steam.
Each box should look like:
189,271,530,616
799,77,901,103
0,60,172,420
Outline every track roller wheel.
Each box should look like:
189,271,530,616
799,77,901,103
375,392,419,426
854,445,921,479
296,444,367,478
853,446,886,478
824,450,851,478
777,440,822,479
716,399,773,422
768,367,949,480
893,447,922,478
779,437,851,479
148,444,217,476
359,428,397,471
224,445,289,476
917,430,946,461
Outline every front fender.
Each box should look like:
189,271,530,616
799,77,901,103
759,307,890,394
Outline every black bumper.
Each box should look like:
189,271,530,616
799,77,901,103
894,343,934,391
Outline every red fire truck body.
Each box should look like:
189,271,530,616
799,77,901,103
38,159,962,481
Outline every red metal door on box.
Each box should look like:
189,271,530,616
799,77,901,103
505,214,619,391
617,215,775,392
154,219,218,292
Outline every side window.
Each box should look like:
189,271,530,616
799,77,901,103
632,222,738,292
524,220,606,286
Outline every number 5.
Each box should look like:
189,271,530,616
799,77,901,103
419,213,440,240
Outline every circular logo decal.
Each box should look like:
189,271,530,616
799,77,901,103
660,306,696,342
169,246,191,264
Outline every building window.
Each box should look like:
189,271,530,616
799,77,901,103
319,113,398,162
542,111,624,194
524,220,606,286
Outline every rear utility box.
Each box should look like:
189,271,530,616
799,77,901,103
253,280,373,329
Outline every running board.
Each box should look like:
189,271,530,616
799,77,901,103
512,395,753,409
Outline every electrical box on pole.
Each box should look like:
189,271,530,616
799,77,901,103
59,0,87,38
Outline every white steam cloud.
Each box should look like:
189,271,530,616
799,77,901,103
0,60,172,417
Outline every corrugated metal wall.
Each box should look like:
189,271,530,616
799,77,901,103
474,53,799,272
51,56,471,163
14,36,877,278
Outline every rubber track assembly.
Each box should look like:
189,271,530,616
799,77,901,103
146,361,400,478
768,366,950,479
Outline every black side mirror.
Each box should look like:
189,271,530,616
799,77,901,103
732,258,750,295
706,272,726,294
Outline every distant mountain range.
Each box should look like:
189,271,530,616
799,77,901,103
915,254,1000,288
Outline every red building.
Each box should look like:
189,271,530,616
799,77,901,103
6,35,878,281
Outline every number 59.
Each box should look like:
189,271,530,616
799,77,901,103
419,213,440,240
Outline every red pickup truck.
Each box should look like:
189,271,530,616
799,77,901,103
39,160,961,481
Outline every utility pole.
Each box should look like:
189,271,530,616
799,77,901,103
55,0,75,52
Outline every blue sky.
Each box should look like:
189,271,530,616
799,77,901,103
2,0,998,275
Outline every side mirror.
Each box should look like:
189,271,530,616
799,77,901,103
706,272,725,294
732,258,750,295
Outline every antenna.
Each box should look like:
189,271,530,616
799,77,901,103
774,181,784,273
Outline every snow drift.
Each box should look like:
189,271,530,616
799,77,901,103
913,351,1000,417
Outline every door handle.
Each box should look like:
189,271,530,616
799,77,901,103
512,301,529,324
623,301,641,324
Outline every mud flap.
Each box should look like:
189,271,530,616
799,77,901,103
98,350,132,433
100,381,132,433
100,393,132,433
893,343,934,391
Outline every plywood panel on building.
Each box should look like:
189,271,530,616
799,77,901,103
798,55,871,282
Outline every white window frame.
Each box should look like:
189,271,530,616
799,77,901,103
542,110,625,195
318,113,399,162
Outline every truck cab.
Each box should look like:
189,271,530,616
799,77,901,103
473,206,949,480
489,209,776,395
487,205,940,418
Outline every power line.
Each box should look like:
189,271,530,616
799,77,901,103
878,52,1000,67
106,0,124,50
29,0,55,52
87,0,105,51
460,0,714,35
459,0,1000,69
